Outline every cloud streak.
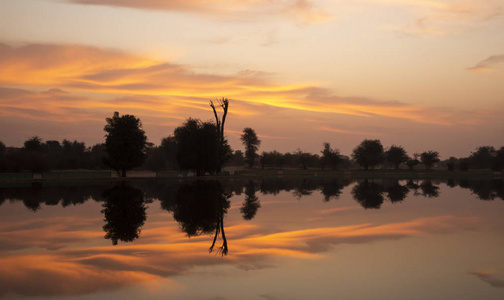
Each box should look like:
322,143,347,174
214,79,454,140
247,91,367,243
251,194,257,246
0,42,482,127
467,54,504,72
365,0,503,37
68,0,332,24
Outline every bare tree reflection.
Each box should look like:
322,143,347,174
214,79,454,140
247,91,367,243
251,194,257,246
172,180,231,256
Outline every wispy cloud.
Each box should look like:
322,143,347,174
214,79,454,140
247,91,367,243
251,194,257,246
68,0,333,24
366,0,503,37
467,54,504,72
469,269,504,288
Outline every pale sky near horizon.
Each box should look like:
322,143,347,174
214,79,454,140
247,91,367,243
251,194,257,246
0,0,503,158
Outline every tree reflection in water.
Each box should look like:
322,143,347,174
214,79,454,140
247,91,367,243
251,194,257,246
102,182,147,245
171,180,231,256
351,179,385,209
241,180,260,220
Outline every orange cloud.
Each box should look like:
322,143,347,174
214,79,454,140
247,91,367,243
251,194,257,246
0,42,489,128
68,0,332,24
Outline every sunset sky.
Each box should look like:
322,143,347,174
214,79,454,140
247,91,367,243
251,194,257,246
0,0,503,158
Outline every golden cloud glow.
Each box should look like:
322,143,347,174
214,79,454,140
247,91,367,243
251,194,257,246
0,42,490,129
69,0,333,24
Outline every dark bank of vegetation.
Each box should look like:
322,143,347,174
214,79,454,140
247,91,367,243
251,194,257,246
1,98,503,177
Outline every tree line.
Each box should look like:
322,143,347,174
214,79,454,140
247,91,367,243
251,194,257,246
1,99,503,175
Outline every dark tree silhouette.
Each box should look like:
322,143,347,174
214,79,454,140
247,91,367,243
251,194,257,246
104,112,148,177
210,98,230,173
174,118,222,176
22,136,49,172
102,183,147,245
494,147,504,171
321,142,341,170
241,128,261,167
241,180,260,220
0,141,6,171
386,145,408,169
351,179,385,209
160,136,179,170
469,146,495,169
406,154,420,170
351,139,384,170
420,151,440,170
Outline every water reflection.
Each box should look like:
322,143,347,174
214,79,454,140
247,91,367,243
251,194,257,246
241,180,260,220
168,180,231,255
1,177,504,299
101,182,147,245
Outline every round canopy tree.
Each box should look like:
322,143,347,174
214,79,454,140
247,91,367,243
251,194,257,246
104,112,148,177
351,139,384,170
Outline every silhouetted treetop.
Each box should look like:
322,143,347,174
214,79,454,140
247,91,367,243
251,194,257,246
104,112,148,177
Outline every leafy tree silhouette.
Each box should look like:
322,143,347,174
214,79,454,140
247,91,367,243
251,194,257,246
104,112,148,177
241,128,261,168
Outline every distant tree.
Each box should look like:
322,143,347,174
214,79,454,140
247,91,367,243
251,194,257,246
321,142,341,170
494,147,504,171
260,151,285,169
22,136,49,172
24,136,44,152
143,144,167,171
227,150,245,166
160,136,178,170
0,141,6,171
406,153,420,170
351,139,384,170
104,112,148,177
88,143,106,169
241,128,261,167
446,157,456,171
174,118,226,176
386,145,408,169
62,139,86,169
459,158,470,171
294,148,318,170
420,151,440,170
469,146,496,169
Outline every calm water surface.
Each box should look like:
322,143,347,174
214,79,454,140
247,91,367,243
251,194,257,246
1,178,503,300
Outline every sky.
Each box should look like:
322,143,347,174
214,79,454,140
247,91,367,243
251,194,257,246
0,0,503,158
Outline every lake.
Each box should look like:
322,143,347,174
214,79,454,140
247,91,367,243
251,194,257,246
1,177,503,300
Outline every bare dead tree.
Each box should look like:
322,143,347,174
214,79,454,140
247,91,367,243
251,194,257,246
209,98,229,173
